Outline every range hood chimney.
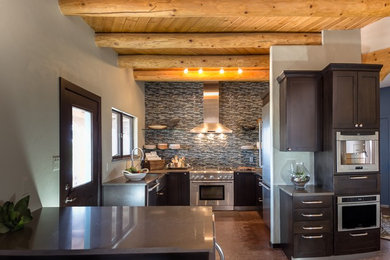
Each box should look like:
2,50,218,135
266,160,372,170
190,82,232,134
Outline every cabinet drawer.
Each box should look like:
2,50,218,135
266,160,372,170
294,208,332,222
334,228,380,255
334,174,379,195
294,220,332,234
293,233,333,258
293,196,332,209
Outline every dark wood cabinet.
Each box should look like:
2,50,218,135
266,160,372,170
234,172,256,208
166,172,190,206
280,186,333,259
323,64,381,129
334,228,380,255
277,71,322,152
255,175,263,212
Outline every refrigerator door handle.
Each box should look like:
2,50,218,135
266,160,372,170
259,181,271,191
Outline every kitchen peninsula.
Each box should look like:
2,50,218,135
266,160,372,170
0,206,215,259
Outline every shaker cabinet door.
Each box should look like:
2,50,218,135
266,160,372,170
357,71,379,129
332,71,356,129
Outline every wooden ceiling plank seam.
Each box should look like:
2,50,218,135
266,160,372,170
58,0,390,18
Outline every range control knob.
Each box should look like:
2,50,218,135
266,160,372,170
218,176,223,179
209,175,214,179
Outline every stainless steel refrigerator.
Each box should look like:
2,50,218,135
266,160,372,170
260,101,271,228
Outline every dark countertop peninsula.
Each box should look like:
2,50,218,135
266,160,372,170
279,185,334,196
0,206,215,259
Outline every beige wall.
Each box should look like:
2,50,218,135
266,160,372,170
269,30,361,243
0,0,145,210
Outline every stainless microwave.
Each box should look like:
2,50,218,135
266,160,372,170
336,131,379,173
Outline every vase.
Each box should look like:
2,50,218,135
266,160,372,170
290,162,310,190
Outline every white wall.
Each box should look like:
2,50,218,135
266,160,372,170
0,0,145,210
269,30,361,243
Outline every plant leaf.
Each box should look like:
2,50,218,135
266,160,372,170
14,196,29,212
0,223,10,234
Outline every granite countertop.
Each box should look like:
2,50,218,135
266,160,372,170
0,206,215,256
279,185,334,196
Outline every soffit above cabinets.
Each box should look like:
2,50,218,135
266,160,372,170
58,0,389,82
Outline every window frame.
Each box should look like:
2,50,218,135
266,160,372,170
112,109,137,160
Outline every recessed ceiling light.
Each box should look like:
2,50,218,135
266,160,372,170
238,68,243,74
184,68,189,74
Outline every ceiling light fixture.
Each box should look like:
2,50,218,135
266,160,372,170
238,68,243,74
198,68,203,74
219,68,224,74
183,68,189,74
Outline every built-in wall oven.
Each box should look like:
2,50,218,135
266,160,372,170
337,195,380,232
189,169,234,210
336,131,379,173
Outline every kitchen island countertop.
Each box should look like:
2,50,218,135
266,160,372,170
0,206,215,258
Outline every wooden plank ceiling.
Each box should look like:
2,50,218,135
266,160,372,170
58,0,390,82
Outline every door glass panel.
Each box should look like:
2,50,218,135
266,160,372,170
72,107,92,188
339,139,375,165
122,115,132,156
112,111,120,157
341,204,377,229
199,185,225,200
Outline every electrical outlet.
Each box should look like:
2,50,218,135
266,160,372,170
52,155,60,172
249,156,254,163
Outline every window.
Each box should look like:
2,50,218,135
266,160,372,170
112,109,137,159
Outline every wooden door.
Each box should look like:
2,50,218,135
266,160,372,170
60,78,101,206
332,71,356,129
357,71,379,129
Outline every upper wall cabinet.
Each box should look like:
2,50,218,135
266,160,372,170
278,71,322,152
322,64,382,130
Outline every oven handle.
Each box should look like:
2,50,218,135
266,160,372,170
191,180,233,184
349,176,368,180
349,232,368,237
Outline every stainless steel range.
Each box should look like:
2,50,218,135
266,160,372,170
189,168,234,210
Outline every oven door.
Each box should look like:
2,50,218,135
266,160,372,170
337,199,380,232
190,181,233,210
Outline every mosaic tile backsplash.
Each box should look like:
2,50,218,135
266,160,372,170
144,81,269,168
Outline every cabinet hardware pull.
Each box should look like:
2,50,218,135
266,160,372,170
302,235,323,239
359,123,363,127
287,148,292,151
148,183,160,192
302,226,323,230
258,198,263,202
301,200,323,204
157,192,164,196
355,124,359,128
301,213,323,217
349,176,368,180
349,232,368,237
65,196,77,204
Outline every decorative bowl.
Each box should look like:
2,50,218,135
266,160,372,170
148,125,167,130
123,168,149,181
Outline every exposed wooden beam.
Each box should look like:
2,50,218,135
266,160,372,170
362,47,390,80
118,55,269,69
133,68,269,82
59,0,390,18
96,33,322,49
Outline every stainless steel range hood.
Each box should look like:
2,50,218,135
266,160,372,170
190,82,232,134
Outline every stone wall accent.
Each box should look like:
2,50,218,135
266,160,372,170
144,81,269,168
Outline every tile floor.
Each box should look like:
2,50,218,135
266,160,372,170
214,210,390,260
